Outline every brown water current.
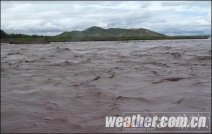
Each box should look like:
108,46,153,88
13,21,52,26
1,39,211,132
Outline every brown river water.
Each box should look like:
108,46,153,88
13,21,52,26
1,39,211,133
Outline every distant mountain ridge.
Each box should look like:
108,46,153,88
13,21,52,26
56,26,166,41
1,27,210,44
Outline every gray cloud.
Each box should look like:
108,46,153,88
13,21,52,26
1,1,211,35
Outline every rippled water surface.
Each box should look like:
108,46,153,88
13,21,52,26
1,39,211,133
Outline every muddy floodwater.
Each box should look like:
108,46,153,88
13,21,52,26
1,39,211,133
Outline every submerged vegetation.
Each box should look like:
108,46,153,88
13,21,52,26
0,27,210,44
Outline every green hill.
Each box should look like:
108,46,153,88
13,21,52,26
54,26,166,41
0,27,210,44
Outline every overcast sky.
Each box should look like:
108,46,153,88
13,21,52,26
1,1,211,36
